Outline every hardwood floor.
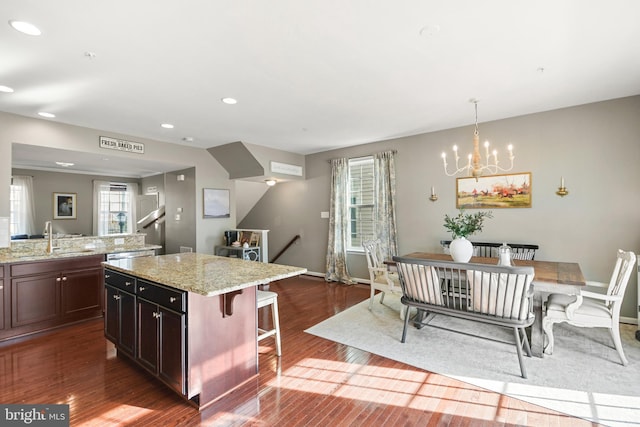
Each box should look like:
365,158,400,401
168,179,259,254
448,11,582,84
0,275,599,426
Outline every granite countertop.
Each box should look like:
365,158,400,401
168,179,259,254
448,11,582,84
0,244,161,264
103,253,307,297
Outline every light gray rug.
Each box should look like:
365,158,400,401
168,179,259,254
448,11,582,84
305,293,640,427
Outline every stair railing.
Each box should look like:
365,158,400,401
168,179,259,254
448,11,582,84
270,234,301,263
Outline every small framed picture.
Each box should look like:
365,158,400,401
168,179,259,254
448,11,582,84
203,188,230,218
53,192,77,219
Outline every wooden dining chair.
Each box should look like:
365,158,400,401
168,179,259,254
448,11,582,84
542,249,636,365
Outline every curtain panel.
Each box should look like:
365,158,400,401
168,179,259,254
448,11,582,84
373,150,398,261
11,175,36,235
325,157,354,284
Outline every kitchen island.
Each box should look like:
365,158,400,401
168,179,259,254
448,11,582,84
103,252,306,410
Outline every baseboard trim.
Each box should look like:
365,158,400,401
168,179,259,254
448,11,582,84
304,271,369,284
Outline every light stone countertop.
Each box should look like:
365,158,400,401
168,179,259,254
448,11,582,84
0,244,161,264
103,252,307,297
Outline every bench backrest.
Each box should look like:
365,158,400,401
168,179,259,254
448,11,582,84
440,240,539,260
393,256,535,321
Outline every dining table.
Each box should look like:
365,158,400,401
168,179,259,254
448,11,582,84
391,252,586,358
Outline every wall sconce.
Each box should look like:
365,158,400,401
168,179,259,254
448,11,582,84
429,186,438,202
556,176,569,197
265,179,277,186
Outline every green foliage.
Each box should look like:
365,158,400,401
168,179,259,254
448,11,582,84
443,209,493,239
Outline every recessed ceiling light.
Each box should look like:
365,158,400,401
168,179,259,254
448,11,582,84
38,112,55,118
0,85,14,93
9,20,41,36
221,97,237,105
161,123,174,129
419,24,441,37
55,162,74,167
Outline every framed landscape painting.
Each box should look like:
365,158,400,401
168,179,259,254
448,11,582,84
456,172,532,209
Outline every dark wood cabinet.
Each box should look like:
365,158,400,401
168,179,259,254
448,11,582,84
0,265,5,331
136,296,186,394
11,272,60,327
103,266,257,410
136,298,159,372
62,267,103,320
105,284,136,358
1,255,103,342
136,280,186,395
105,272,187,396
158,307,185,394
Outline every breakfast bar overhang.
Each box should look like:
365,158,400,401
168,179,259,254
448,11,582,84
103,253,307,410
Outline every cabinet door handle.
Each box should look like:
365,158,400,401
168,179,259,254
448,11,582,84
153,312,160,319
61,276,67,281
56,277,61,282
105,274,111,278
113,295,121,300
139,286,145,291
125,281,132,286
169,297,177,303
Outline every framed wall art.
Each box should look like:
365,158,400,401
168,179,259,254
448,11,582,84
203,188,230,218
456,172,532,209
53,192,77,219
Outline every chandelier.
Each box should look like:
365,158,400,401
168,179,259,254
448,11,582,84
441,99,514,179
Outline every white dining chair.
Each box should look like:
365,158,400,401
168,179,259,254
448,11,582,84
542,249,636,365
362,239,403,312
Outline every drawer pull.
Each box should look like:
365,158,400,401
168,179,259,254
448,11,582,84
125,281,132,286
113,295,121,300
170,297,177,303
105,274,111,278
62,276,67,281
153,312,160,319
139,286,145,291
56,277,61,282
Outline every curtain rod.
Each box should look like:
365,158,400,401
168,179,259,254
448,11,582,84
326,149,397,163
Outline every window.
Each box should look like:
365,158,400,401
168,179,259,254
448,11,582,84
348,156,374,251
93,181,138,235
9,175,36,236
9,182,23,235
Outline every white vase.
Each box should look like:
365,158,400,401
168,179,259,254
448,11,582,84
449,237,473,262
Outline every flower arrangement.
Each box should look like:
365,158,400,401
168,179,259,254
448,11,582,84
443,209,493,239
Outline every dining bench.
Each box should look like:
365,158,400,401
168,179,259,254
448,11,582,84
392,256,536,378
440,240,539,260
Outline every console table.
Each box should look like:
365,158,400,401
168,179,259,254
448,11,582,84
215,245,261,261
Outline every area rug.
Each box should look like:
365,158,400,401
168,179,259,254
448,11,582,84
305,293,640,427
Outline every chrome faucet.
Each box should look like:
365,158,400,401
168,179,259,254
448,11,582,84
44,221,53,254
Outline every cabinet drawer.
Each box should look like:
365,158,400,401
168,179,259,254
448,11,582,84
11,256,103,277
137,280,185,312
104,269,136,292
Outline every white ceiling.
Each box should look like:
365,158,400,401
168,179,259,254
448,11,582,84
2,1,640,171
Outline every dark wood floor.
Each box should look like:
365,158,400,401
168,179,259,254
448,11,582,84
0,275,598,426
